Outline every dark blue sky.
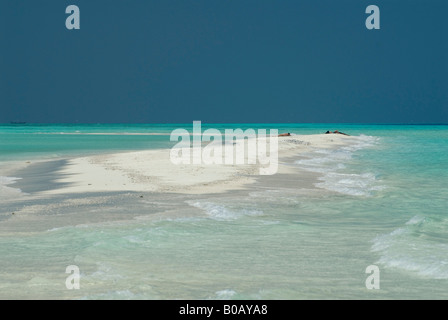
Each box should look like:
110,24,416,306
1,0,447,123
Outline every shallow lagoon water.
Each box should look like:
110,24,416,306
0,124,447,299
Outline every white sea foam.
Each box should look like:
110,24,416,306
0,176,20,186
83,262,127,283
294,135,383,196
315,172,384,196
372,215,448,279
0,176,24,200
214,289,237,299
186,201,263,221
405,215,426,225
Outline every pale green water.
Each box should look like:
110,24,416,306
0,124,447,299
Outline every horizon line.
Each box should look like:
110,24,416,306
2,122,448,126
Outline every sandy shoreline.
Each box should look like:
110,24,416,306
0,133,356,234
33,133,353,196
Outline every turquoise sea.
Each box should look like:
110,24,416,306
0,124,447,299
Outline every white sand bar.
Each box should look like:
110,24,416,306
45,134,353,195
